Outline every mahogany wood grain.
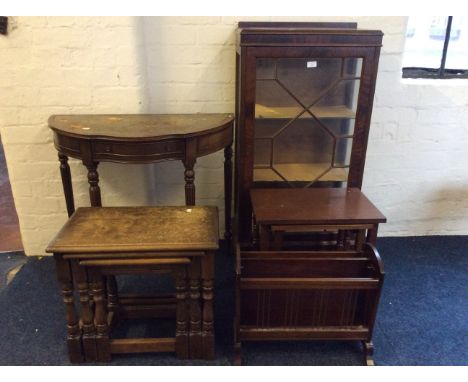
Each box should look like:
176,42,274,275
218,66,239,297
251,188,386,226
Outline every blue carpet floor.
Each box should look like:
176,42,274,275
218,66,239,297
0,251,27,294
0,236,466,365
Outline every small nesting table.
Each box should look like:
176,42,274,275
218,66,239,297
250,188,387,251
46,206,218,363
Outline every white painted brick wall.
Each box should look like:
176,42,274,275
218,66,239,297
1,16,468,257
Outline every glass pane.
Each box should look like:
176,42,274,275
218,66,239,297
320,118,355,138
276,58,342,106
311,79,360,115
256,80,303,119
343,57,363,78
256,58,276,80
333,138,353,167
272,119,334,183
403,16,449,69
254,139,272,167
445,16,468,70
323,167,349,182
253,57,359,186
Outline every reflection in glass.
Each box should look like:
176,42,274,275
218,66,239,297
253,57,362,186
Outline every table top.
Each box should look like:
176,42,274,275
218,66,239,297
48,114,234,140
250,188,386,225
46,206,219,253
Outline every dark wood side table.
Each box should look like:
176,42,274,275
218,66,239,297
46,206,219,362
48,113,234,239
250,188,387,251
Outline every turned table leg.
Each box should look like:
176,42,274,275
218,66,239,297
201,251,215,360
71,260,97,362
224,145,233,241
58,154,75,217
86,162,102,207
85,162,119,316
183,160,196,206
54,254,83,363
183,138,197,206
89,268,111,362
106,275,119,314
175,266,189,359
188,257,202,358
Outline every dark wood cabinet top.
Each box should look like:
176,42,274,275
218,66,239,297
237,22,383,47
48,114,234,141
46,206,219,253
250,188,386,225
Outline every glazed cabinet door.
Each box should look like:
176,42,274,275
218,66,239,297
253,56,361,187
236,46,381,242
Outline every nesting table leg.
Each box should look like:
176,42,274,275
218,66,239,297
175,266,189,359
106,276,119,313
201,251,215,359
71,260,97,362
53,254,83,363
189,257,202,358
89,268,111,362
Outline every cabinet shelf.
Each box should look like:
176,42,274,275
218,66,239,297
254,163,348,183
255,104,356,120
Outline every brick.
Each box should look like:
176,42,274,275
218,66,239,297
197,26,236,45
147,65,202,84
144,26,197,45
38,87,92,107
92,87,144,108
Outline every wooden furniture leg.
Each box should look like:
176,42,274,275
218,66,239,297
53,254,83,363
86,162,102,207
188,257,202,358
233,342,242,366
273,230,284,251
85,162,120,320
201,251,215,359
366,224,379,246
71,260,97,362
175,266,189,359
258,224,270,251
224,145,233,241
184,138,197,206
337,229,345,249
58,154,75,217
355,229,366,250
106,275,119,314
89,268,111,362
362,340,375,366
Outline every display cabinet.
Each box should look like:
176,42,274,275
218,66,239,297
234,22,383,243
